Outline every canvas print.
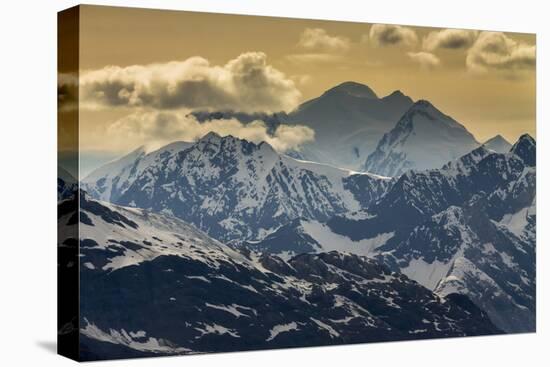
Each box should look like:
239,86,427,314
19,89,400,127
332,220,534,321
58,5,536,361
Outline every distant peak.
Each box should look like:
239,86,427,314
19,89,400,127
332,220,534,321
199,131,223,142
323,81,378,99
516,133,536,145
411,99,434,109
484,134,508,144
387,90,405,97
196,131,278,156
439,145,493,175
481,134,512,153
399,99,438,121
511,133,536,152
395,99,474,137
143,140,194,155
469,144,492,158
510,133,536,166
382,90,414,104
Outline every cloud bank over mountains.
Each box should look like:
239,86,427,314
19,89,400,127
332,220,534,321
78,52,302,113
105,111,315,154
58,26,534,158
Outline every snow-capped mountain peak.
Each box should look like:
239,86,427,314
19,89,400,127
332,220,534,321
194,132,278,159
283,82,414,170
83,134,391,242
363,100,479,177
440,145,492,175
381,90,410,103
400,99,470,131
197,130,224,145
322,81,378,99
482,134,512,153
82,140,193,201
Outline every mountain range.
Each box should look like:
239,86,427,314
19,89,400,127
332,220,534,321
58,192,500,359
62,80,536,359
192,82,517,177
194,81,414,170
82,132,390,242
253,135,535,332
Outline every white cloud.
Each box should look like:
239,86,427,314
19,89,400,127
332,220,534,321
407,52,441,70
423,29,478,51
105,111,315,153
369,24,418,47
77,52,301,113
297,28,350,52
466,32,535,75
285,53,345,64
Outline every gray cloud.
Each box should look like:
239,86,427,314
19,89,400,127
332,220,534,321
297,28,351,52
76,52,301,113
106,111,315,153
466,32,536,75
57,72,78,111
407,52,441,70
369,24,418,47
423,29,478,51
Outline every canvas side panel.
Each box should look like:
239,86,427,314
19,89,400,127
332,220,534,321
57,5,80,361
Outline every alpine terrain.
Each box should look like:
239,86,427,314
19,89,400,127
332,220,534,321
363,100,479,177
58,192,501,359
61,77,536,359
82,133,391,242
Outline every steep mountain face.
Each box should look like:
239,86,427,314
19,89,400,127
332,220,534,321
58,166,78,201
82,133,391,242
74,195,500,360
325,136,536,332
286,82,414,169
363,100,479,177
192,82,414,170
483,134,512,153
374,198,535,333
58,190,79,355
510,133,536,167
83,141,193,202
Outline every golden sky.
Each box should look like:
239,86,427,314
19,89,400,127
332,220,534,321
59,5,536,162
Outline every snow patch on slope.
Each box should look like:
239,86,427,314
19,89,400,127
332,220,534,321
301,220,393,256
266,322,299,341
81,319,191,354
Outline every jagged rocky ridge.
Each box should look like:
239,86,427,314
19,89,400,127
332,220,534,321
328,134,536,332
82,133,391,242
238,135,535,333
67,194,500,360
81,131,536,335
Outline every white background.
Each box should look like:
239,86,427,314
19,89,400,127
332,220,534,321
0,0,546,365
